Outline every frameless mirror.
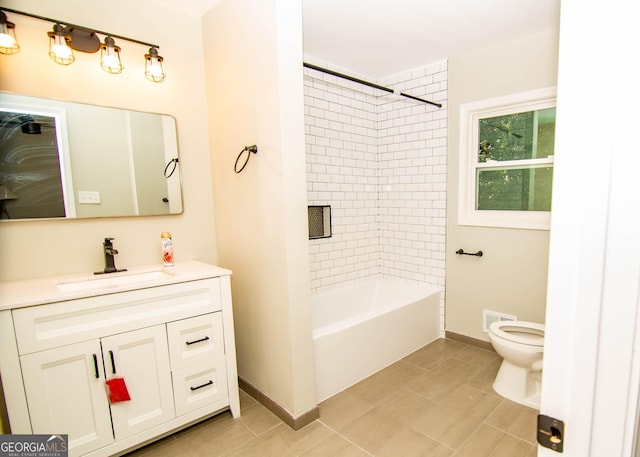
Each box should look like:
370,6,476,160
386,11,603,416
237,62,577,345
0,93,182,220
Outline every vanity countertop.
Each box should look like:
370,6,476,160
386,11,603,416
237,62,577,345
0,259,231,311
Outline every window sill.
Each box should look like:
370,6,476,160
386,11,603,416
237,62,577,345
458,209,551,230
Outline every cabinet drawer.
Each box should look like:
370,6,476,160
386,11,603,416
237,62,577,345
167,313,224,370
172,356,228,416
12,278,221,355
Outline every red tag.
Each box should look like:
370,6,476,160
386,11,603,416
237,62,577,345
105,377,131,403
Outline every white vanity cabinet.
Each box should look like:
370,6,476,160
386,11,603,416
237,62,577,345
0,261,240,457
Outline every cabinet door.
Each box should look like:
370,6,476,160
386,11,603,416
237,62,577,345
102,325,175,440
20,340,114,456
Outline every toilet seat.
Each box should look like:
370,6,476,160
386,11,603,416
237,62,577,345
489,321,544,346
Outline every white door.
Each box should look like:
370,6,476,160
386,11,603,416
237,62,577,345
20,340,114,456
540,0,640,455
101,325,174,440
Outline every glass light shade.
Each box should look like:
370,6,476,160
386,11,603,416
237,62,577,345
0,13,19,55
100,36,123,74
144,47,165,82
48,24,74,65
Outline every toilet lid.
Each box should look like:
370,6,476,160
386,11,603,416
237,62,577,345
489,321,544,346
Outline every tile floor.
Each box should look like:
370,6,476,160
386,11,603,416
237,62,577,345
125,338,539,457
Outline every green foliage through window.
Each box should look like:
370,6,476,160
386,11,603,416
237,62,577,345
476,108,556,211
477,167,553,210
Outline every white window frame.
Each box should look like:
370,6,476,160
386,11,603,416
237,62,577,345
458,87,557,230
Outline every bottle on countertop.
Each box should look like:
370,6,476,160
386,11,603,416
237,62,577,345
161,231,174,267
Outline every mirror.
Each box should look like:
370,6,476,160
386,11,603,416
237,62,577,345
0,93,182,220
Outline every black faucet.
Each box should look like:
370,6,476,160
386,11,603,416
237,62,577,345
95,237,127,275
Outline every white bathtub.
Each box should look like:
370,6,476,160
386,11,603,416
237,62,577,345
312,279,441,401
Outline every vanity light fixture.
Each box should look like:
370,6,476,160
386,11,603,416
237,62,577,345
48,23,75,65
0,7,165,82
0,11,19,54
144,47,165,82
100,35,123,74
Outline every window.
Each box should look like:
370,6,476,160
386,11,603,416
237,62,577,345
459,88,556,230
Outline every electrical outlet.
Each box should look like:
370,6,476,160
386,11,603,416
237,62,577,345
78,191,101,204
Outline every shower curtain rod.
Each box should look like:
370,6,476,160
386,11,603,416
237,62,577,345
303,62,442,108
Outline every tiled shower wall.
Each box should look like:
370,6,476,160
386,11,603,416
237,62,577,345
304,60,448,301
377,65,448,286
305,65,380,290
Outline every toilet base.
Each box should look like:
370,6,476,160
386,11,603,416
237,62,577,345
493,359,541,409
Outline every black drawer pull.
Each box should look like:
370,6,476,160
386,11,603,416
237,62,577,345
93,354,100,379
190,380,213,391
186,336,210,346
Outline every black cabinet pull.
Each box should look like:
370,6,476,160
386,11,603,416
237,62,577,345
93,354,100,379
109,350,116,374
190,380,213,391
186,336,210,346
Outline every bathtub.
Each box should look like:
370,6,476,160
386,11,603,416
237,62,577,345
312,279,441,401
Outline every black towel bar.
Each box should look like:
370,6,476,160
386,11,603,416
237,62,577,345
456,249,483,257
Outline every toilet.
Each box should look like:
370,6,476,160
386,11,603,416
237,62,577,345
488,320,544,409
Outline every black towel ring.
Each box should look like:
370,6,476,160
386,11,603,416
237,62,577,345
164,158,179,178
234,145,258,174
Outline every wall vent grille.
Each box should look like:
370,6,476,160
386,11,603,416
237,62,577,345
483,310,517,332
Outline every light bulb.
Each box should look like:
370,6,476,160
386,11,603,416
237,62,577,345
52,42,72,59
0,32,15,48
102,55,119,68
147,63,162,77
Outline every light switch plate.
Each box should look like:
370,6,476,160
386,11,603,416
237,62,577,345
78,191,101,204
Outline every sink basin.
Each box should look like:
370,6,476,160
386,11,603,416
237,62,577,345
57,270,170,292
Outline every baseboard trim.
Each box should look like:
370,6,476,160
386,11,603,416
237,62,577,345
238,377,319,431
445,331,496,352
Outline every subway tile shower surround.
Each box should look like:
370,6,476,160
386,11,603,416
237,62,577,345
304,60,448,333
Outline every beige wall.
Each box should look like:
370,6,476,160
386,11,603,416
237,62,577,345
446,28,559,341
69,107,134,218
0,0,217,280
129,111,170,216
203,0,317,417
